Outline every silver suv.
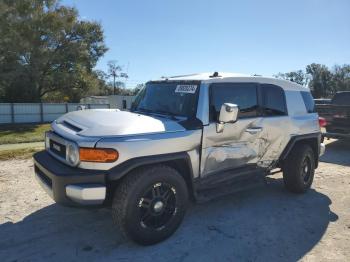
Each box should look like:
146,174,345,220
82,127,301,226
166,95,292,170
34,72,325,245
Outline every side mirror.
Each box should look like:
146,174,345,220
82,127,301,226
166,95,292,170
217,103,239,133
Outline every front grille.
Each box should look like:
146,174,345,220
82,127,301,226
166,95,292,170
35,166,52,188
49,139,66,159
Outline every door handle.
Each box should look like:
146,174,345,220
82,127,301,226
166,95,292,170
245,127,263,134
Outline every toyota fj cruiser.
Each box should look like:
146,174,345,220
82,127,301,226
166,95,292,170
33,72,325,245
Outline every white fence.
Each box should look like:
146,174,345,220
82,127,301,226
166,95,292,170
0,103,111,124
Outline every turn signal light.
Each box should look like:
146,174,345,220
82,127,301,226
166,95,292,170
319,117,327,127
79,148,118,163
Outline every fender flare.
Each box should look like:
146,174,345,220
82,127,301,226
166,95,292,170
107,152,194,181
279,132,321,167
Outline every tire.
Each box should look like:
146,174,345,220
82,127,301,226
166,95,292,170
283,144,315,193
112,165,189,245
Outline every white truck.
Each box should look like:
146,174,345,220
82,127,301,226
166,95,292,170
34,72,325,245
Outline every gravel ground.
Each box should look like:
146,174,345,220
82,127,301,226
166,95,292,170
0,139,349,262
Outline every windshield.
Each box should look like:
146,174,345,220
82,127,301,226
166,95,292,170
131,81,200,118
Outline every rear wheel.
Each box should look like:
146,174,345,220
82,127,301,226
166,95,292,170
112,165,188,245
283,144,315,193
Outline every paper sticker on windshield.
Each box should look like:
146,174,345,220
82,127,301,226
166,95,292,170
175,85,197,94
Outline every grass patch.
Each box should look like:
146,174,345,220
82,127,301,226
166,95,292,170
0,147,42,161
0,123,51,144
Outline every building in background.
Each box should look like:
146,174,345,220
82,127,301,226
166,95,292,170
80,95,135,110
108,95,135,110
80,96,109,104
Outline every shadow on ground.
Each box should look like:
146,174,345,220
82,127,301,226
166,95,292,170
320,139,350,166
0,178,337,262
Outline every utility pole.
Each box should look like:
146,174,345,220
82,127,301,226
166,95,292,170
113,72,116,95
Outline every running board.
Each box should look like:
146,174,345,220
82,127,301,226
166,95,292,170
194,169,266,202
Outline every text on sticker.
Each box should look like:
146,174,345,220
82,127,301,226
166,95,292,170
175,85,197,94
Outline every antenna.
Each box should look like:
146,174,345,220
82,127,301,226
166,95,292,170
210,72,220,78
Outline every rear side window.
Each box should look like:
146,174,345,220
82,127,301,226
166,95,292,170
332,92,350,105
301,91,315,113
210,83,258,121
261,84,287,116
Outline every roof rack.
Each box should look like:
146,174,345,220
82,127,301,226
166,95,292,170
162,73,200,79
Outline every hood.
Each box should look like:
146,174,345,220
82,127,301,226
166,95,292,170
54,109,186,137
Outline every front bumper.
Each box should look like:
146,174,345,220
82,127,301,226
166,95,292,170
33,150,107,206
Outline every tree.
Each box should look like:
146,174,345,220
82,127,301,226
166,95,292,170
274,70,308,86
306,63,334,98
0,0,107,102
107,60,128,95
275,64,350,98
332,64,350,92
93,70,110,95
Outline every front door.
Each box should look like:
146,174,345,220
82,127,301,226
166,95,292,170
200,82,264,177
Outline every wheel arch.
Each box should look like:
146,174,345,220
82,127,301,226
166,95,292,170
279,133,321,168
107,152,196,200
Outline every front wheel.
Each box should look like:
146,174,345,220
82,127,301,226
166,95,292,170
112,165,188,245
283,144,315,193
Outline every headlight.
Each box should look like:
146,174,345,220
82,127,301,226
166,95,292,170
66,143,79,166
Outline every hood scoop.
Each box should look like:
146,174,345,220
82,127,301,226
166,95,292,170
61,120,83,133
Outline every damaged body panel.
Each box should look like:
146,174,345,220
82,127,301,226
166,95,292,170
201,116,292,175
201,118,263,176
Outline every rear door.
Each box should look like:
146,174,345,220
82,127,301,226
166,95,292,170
256,84,291,167
200,82,264,177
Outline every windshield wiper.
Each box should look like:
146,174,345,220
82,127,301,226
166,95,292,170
135,108,180,120
152,109,180,120
137,107,153,112
134,107,155,115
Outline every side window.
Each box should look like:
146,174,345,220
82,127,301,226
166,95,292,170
261,84,287,116
210,83,258,121
301,91,316,113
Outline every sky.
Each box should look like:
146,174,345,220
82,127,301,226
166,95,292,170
62,0,350,88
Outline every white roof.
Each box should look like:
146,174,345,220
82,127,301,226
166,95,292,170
156,72,308,91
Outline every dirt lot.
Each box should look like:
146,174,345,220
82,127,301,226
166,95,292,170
0,139,349,262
